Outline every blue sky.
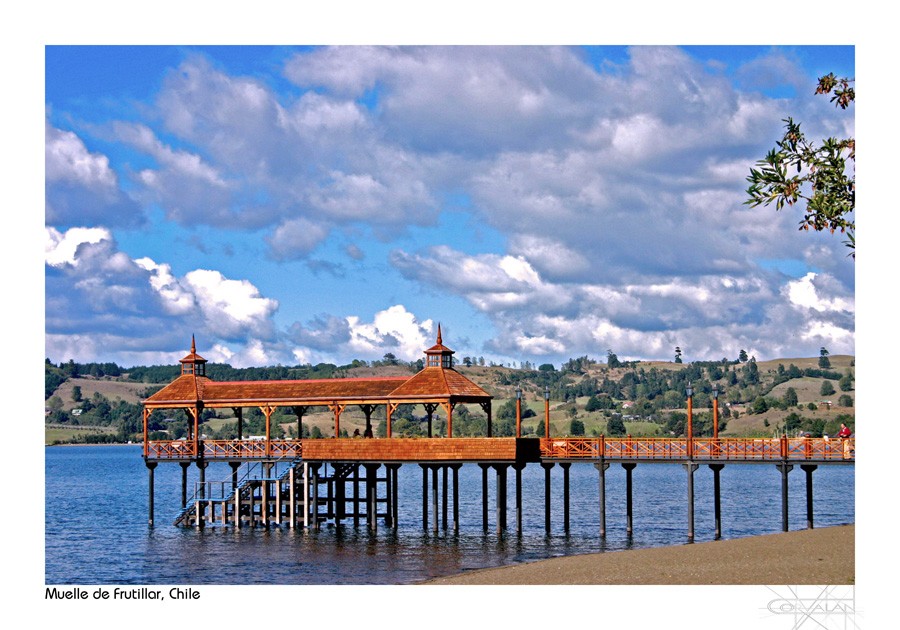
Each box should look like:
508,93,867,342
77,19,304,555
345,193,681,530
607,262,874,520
44,44,856,368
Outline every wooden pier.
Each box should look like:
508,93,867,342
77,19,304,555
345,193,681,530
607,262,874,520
143,334,854,537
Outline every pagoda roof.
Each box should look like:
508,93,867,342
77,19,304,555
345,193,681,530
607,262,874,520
143,334,491,409
387,366,490,401
144,375,411,407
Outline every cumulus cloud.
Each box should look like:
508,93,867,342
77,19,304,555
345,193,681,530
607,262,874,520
346,305,433,361
45,226,283,364
45,123,143,227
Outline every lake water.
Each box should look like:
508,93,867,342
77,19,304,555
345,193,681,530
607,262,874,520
45,445,854,585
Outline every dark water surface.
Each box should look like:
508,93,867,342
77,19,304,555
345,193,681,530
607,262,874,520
45,445,854,585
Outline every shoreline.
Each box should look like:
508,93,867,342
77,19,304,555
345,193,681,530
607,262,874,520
421,524,854,585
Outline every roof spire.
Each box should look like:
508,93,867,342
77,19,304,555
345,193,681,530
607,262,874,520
436,323,442,345
191,334,196,354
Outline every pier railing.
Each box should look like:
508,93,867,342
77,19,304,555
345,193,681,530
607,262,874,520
146,439,302,460
539,436,854,461
145,436,853,463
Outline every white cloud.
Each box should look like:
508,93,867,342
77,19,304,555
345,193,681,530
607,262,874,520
46,124,117,188
45,226,112,267
787,272,855,314
346,305,433,361
183,269,278,338
267,218,330,260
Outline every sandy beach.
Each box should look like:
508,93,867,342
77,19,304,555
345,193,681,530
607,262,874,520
422,525,854,585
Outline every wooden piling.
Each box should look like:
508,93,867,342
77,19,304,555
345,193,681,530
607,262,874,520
802,464,817,529
709,464,724,539
623,463,636,535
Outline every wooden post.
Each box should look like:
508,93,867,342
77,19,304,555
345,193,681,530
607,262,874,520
561,463,571,533
311,464,320,530
452,464,461,533
303,462,310,528
180,462,190,508
384,464,393,528
442,465,448,529
146,461,157,527
802,464,817,529
431,465,439,533
594,462,609,537
541,462,554,533
495,465,507,534
514,464,523,535
777,462,793,532
353,465,361,527
421,464,429,530
392,465,400,528
710,464,724,539
623,463,636,535
479,463,489,531
684,463,698,541
235,476,242,529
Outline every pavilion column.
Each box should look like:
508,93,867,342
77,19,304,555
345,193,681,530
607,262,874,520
481,402,492,437
261,405,274,458
189,407,201,456
386,403,396,438
359,404,375,438
329,403,345,438
424,404,437,438
441,402,455,438
232,407,243,440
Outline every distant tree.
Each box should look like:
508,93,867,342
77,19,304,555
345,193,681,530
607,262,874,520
783,387,799,407
837,394,853,408
463,356,473,367
584,395,603,412
807,402,818,411
819,347,831,369
606,350,621,369
383,352,398,365
47,395,63,413
738,349,748,363
820,380,836,396
839,372,853,391
569,418,585,436
751,396,769,414
674,347,683,364
310,426,323,439
606,415,627,437
71,385,82,403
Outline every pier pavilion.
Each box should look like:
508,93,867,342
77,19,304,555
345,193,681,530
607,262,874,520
142,330,854,538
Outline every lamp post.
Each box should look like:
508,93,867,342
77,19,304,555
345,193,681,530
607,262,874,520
544,386,550,439
515,386,522,438
712,384,720,440
686,382,694,459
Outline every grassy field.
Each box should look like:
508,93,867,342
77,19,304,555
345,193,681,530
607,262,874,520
46,424,118,444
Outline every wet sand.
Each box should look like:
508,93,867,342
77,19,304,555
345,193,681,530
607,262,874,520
422,525,854,585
